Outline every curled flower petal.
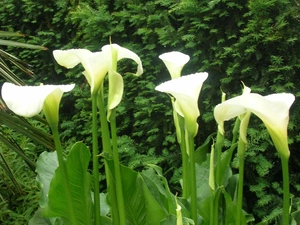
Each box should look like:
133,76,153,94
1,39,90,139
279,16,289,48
53,49,108,94
155,72,208,136
107,70,124,120
159,51,190,79
43,84,75,127
102,44,143,76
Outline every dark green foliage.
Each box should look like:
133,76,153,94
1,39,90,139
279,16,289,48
0,137,39,224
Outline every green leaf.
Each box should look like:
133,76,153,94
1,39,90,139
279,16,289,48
194,132,215,164
141,165,177,214
0,31,24,37
36,151,58,208
291,209,300,225
105,157,168,225
42,142,93,224
29,208,62,225
0,39,48,50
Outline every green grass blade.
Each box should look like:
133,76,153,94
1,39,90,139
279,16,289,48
0,39,48,50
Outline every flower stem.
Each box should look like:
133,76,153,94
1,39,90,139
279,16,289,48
110,108,126,225
187,132,197,224
51,126,77,225
215,131,224,185
281,156,290,225
231,118,240,145
236,138,245,225
92,94,100,225
97,90,120,224
209,143,215,225
177,115,189,198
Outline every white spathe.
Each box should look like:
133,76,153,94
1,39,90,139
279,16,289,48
1,82,75,118
53,49,108,94
159,51,190,79
214,92,295,159
155,72,208,137
102,44,143,76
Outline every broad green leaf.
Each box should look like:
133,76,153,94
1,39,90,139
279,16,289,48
194,132,215,164
160,215,177,225
195,158,211,202
42,142,92,225
36,151,58,208
105,157,167,225
217,143,238,185
198,188,222,225
142,164,177,214
141,173,168,225
222,189,250,225
29,208,62,225
291,209,300,225
99,192,110,216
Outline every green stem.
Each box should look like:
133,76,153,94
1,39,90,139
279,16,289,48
180,131,189,198
51,126,77,225
236,138,245,225
215,131,224,185
178,115,189,198
210,192,214,225
187,132,197,224
92,94,100,225
97,91,120,225
281,156,290,225
209,143,215,225
110,109,126,225
231,118,240,145
98,89,112,155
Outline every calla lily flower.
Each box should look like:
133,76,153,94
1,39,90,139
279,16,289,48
101,44,143,76
101,44,143,119
155,72,208,137
53,44,143,119
1,82,75,127
53,49,108,95
214,92,295,159
159,51,190,79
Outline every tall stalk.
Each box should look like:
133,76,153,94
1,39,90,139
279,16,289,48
215,131,224,185
236,138,246,225
177,115,189,198
280,156,290,225
110,108,126,225
51,126,78,225
97,90,120,225
91,94,100,225
209,143,215,225
187,132,197,224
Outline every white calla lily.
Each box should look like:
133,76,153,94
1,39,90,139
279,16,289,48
155,72,208,137
214,92,295,159
159,51,190,79
101,44,143,120
53,49,108,94
102,44,143,76
1,82,74,126
54,44,143,119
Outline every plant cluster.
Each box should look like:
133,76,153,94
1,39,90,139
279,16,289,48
0,0,300,223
